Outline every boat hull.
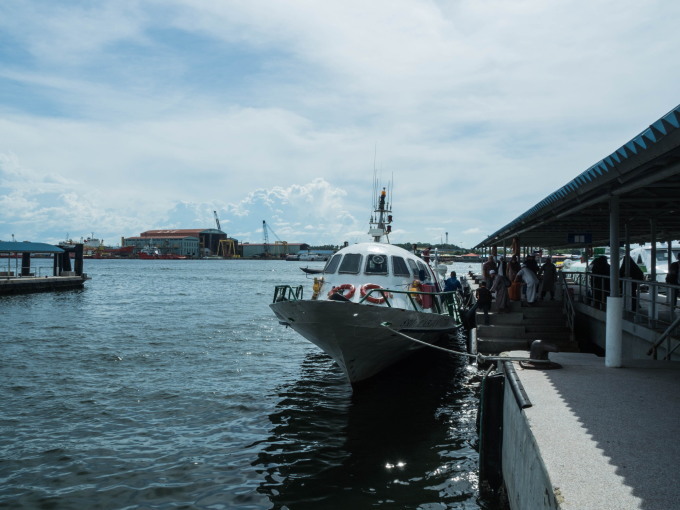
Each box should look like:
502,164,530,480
270,299,459,384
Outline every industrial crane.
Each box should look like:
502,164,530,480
262,220,287,257
213,211,221,231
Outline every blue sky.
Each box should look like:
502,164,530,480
1,1,679,249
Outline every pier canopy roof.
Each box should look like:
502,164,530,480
475,104,680,249
0,241,64,253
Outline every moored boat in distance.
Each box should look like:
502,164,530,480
270,182,471,387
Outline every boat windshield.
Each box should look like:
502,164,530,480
365,254,388,275
407,258,419,276
324,254,342,274
338,253,362,274
392,256,411,277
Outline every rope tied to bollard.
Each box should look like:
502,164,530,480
379,322,557,366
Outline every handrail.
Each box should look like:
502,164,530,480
561,270,680,359
272,285,304,302
559,272,575,338
647,314,680,360
359,287,465,320
272,282,467,321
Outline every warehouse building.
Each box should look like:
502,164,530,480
241,242,306,259
123,229,238,258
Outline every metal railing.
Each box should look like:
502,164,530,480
561,270,680,356
271,284,467,322
359,287,466,321
272,285,304,302
558,272,576,339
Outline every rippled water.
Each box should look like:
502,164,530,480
1,259,496,509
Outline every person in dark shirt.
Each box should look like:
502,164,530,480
444,271,463,293
620,255,644,312
476,281,492,325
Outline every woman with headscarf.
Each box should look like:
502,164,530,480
507,255,522,301
490,269,510,313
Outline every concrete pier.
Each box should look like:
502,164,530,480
500,352,680,510
0,274,88,295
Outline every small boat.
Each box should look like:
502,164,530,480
270,184,470,387
300,266,324,274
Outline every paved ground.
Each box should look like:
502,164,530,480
508,351,680,510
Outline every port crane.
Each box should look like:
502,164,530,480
214,210,237,257
262,220,287,257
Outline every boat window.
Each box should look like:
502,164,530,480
324,254,342,274
392,256,411,277
407,259,419,277
417,261,429,280
365,254,388,274
338,253,362,274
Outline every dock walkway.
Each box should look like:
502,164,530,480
0,275,87,295
501,352,680,510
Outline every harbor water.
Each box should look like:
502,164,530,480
1,259,497,509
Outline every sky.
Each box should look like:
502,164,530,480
1,0,679,249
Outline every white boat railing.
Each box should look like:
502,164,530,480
272,284,468,322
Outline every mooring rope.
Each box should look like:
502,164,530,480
379,322,553,365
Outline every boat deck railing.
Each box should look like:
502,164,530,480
272,284,467,322
359,287,466,320
273,285,304,302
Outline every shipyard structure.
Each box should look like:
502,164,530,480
122,229,308,259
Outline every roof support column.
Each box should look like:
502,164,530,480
606,195,622,368
650,218,657,327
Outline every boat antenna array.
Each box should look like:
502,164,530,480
369,170,393,243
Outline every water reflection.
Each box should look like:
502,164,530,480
254,337,484,509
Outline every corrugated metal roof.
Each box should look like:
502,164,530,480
0,242,64,253
476,104,680,248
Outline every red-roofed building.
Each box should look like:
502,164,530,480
123,228,237,258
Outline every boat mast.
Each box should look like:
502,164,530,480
368,185,392,243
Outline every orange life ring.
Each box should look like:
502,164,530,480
409,280,423,306
328,283,355,299
360,283,391,304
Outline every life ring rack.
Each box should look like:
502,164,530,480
328,283,356,300
360,283,392,304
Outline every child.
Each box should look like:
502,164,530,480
476,281,493,325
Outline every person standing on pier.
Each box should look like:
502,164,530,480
515,263,539,306
444,271,463,294
539,257,557,300
422,246,431,264
525,254,540,274
497,255,507,276
620,255,644,312
507,255,522,301
475,281,493,325
591,256,610,310
490,269,510,313
482,255,497,289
